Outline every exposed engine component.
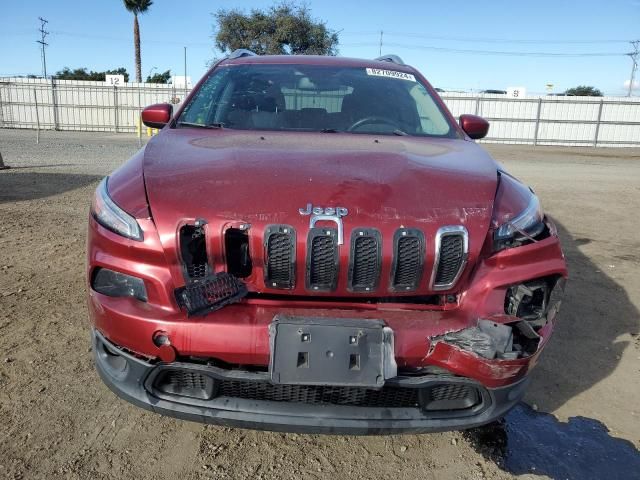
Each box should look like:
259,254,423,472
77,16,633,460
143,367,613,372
225,227,252,278
179,220,210,280
505,279,552,327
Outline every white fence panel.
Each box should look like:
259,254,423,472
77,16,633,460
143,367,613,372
1,78,640,146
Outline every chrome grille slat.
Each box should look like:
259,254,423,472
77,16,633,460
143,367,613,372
431,226,469,291
435,235,464,284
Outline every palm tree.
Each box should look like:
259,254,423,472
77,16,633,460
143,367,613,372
123,0,153,83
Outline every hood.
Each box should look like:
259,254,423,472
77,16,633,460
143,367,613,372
143,129,498,294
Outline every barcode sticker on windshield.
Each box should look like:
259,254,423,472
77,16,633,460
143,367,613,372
366,68,416,82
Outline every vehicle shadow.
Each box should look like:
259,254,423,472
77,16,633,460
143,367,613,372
527,220,638,413
0,171,102,203
465,219,640,479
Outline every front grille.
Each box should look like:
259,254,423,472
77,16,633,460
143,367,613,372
187,264,208,279
260,224,469,293
175,272,248,316
306,228,339,291
391,229,425,291
264,225,295,289
349,230,381,291
433,228,467,289
218,380,420,408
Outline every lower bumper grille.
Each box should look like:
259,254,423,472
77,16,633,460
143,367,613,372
151,368,483,411
218,380,420,408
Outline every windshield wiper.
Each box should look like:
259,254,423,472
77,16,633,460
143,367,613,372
392,129,408,136
176,121,224,129
320,128,339,133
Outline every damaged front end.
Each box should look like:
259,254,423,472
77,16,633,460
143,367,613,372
425,276,565,388
87,172,568,433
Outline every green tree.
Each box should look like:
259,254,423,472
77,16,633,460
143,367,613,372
123,0,153,83
214,2,338,56
146,69,171,84
565,85,603,97
54,67,129,82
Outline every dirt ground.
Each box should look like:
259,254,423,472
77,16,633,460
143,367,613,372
0,129,639,480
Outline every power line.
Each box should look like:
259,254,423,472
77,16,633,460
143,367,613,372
383,31,630,45
352,41,628,57
36,17,49,78
47,28,633,51
340,30,630,44
51,30,211,47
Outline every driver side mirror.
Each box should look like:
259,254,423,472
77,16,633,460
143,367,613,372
459,114,489,140
141,103,173,129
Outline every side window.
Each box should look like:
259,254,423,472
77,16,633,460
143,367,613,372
409,84,450,135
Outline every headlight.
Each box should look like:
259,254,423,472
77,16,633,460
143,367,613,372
91,178,143,241
495,194,544,240
492,172,545,251
92,268,147,302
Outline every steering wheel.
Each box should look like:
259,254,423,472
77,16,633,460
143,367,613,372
347,116,402,132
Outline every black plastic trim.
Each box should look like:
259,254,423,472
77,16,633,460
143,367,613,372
263,225,296,289
348,228,382,292
305,227,339,292
390,228,425,292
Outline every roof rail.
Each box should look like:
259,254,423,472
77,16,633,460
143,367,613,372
374,54,405,66
228,49,257,60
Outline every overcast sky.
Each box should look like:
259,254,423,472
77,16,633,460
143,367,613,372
2,0,639,95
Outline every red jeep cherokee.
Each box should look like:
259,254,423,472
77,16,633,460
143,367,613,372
88,51,567,434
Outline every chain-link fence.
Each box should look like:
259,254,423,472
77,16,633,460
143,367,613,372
2,77,640,146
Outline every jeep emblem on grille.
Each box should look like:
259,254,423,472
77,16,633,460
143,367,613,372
299,203,348,245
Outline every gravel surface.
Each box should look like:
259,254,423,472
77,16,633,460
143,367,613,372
1,129,639,479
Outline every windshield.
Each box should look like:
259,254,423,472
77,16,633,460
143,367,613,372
177,64,455,137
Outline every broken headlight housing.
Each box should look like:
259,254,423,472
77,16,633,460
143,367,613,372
91,178,143,241
492,173,545,251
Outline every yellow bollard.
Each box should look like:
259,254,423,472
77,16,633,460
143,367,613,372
146,127,152,137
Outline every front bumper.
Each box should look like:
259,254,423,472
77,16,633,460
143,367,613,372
94,329,529,435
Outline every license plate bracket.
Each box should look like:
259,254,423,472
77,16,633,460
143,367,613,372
269,315,396,387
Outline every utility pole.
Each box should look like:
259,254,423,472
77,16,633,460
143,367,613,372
36,17,49,78
184,46,188,101
628,40,640,97
379,30,383,56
